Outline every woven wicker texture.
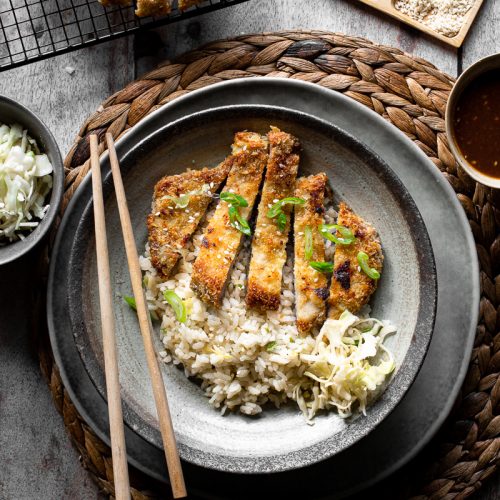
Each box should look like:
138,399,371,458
41,31,500,499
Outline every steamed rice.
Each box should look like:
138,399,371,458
142,205,395,420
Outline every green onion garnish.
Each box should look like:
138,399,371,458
276,212,287,231
309,261,334,273
124,295,157,321
319,224,356,245
124,296,137,311
221,192,251,235
220,192,248,207
163,184,211,210
357,251,380,280
228,205,252,236
304,225,313,261
163,290,187,323
267,196,305,218
266,341,277,351
164,193,190,209
267,197,305,231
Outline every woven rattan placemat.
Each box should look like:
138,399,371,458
38,31,500,499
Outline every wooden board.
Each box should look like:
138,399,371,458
356,0,484,48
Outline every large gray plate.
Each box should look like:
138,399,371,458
47,79,478,499
52,104,436,472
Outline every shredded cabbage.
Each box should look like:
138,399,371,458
295,310,396,420
0,123,53,243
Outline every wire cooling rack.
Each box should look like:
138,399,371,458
0,0,250,71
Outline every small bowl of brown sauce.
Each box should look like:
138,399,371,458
446,53,500,189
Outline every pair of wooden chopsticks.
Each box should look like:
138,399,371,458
90,134,187,499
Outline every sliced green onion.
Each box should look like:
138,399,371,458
228,206,252,236
124,296,137,311
220,192,248,207
319,224,356,245
309,261,334,273
267,197,305,218
266,341,277,351
124,295,158,321
304,225,313,261
276,212,287,232
163,290,187,323
164,194,190,209
357,251,380,280
267,197,305,231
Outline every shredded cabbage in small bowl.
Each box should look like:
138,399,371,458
295,310,396,420
0,123,53,243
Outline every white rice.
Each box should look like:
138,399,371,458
142,205,391,419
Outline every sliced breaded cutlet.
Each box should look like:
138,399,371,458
294,173,329,335
191,132,269,308
98,0,131,6
328,202,383,319
246,127,300,310
135,0,171,16
147,162,230,279
178,0,203,10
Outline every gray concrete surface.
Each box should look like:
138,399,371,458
0,0,499,498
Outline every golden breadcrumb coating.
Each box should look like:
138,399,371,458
147,163,230,279
293,173,329,334
135,0,171,17
328,202,383,319
246,127,300,311
178,0,204,11
191,132,268,308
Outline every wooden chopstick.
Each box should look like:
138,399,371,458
105,133,187,499
90,135,131,500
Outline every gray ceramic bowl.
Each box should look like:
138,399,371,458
0,96,64,264
49,104,437,474
445,52,500,188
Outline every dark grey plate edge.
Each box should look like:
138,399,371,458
53,104,437,473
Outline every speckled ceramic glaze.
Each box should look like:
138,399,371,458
49,104,436,474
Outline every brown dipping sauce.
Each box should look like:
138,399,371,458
453,69,500,179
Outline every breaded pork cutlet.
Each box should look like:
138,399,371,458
135,0,171,16
178,0,203,10
98,0,131,6
294,173,329,334
191,132,268,308
147,163,230,279
246,127,300,311
328,202,383,319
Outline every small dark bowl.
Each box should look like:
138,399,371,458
0,96,64,265
445,53,500,189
